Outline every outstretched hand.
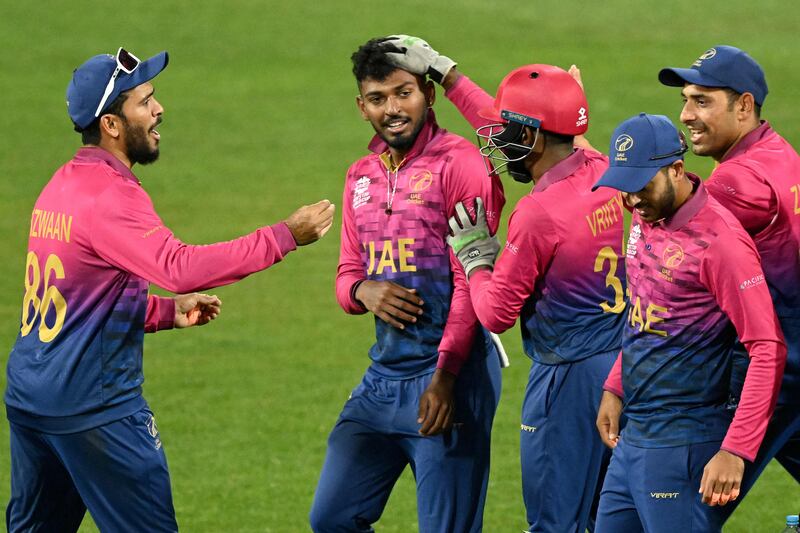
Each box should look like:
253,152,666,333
286,199,336,246
174,293,221,328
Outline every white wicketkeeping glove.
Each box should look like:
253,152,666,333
381,34,456,84
447,198,500,277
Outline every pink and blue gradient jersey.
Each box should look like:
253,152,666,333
336,110,505,378
445,74,626,364
704,122,800,405
605,176,785,461
5,147,297,433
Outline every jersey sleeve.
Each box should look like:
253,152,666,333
603,351,624,397
444,74,497,130
335,168,368,314
469,196,558,333
700,231,787,461
89,178,297,294
144,295,175,333
437,144,506,375
706,164,776,235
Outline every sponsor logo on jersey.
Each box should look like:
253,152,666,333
627,224,641,258
505,241,520,255
352,176,371,209
576,107,588,128
409,170,433,192
520,424,537,433
739,274,766,290
407,170,433,205
614,134,634,162
662,243,684,268
693,48,717,67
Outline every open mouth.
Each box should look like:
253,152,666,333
384,118,409,134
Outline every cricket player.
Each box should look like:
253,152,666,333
658,45,800,518
592,113,786,532
386,36,627,533
308,37,504,532
5,48,334,532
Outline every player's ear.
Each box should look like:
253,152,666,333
669,159,685,181
356,95,368,120
99,114,122,140
424,80,435,108
737,92,756,119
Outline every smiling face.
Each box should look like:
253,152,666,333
118,82,163,165
357,69,434,162
679,84,744,161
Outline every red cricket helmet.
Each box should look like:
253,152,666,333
479,64,589,136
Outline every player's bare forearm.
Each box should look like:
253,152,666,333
355,280,424,329
417,368,456,436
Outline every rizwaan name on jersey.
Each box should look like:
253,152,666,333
30,209,73,243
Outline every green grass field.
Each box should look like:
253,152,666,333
1,1,799,530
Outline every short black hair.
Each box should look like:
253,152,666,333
351,37,397,84
75,92,129,145
723,87,762,119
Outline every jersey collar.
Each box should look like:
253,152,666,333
720,121,773,163
532,149,587,193
74,146,140,184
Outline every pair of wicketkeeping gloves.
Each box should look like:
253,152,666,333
380,35,501,277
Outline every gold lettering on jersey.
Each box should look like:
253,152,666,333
29,209,72,243
586,194,624,237
521,424,537,433
790,184,800,215
364,239,417,275
407,192,425,205
628,296,670,337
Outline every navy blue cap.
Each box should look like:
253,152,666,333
658,45,767,105
592,113,686,193
66,49,169,129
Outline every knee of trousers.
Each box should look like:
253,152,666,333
309,499,367,532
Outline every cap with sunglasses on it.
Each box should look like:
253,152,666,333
592,113,688,193
67,47,169,130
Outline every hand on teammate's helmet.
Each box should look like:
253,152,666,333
447,198,500,277
381,34,456,84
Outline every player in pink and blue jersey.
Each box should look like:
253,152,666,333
593,113,786,532
308,38,505,533
385,36,627,533
657,45,800,520
5,48,334,532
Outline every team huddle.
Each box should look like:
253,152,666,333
3,33,798,533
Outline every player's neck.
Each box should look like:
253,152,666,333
531,145,575,181
96,139,134,169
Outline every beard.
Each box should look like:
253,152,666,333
379,114,426,153
123,118,160,166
